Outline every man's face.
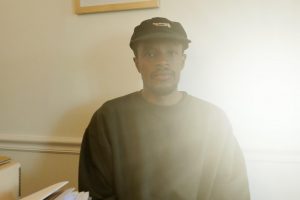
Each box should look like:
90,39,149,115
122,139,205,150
134,39,186,96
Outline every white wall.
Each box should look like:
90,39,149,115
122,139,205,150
0,0,299,199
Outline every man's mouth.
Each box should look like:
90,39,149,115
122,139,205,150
151,71,174,81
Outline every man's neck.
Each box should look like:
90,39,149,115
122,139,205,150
141,89,183,106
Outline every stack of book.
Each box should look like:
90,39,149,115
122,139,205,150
21,181,89,200
0,155,11,165
0,155,87,200
0,155,20,200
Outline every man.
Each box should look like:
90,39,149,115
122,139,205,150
79,17,250,200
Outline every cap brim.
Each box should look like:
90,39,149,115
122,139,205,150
130,32,191,45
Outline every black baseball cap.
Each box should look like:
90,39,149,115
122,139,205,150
130,17,191,50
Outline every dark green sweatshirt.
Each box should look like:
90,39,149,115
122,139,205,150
79,91,250,200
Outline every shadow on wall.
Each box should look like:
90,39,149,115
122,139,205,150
16,34,141,195
52,98,106,138
53,33,140,138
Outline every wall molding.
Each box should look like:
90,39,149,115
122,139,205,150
1,133,300,162
0,134,81,154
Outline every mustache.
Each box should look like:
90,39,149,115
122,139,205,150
151,69,175,78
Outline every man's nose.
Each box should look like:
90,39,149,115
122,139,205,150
155,52,170,66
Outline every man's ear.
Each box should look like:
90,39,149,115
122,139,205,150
133,57,141,73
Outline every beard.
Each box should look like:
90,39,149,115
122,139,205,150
143,80,179,96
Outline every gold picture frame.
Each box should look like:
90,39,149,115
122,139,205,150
75,0,159,14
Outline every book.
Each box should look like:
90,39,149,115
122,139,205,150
0,155,11,165
0,161,20,200
20,181,89,200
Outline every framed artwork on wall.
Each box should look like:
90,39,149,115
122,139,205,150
75,0,159,14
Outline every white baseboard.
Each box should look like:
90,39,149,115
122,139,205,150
0,134,81,154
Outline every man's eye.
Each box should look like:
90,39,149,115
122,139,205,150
168,50,179,56
145,51,156,58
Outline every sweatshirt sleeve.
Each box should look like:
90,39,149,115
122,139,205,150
209,108,250,200
78,109,117,200
210,111,251,200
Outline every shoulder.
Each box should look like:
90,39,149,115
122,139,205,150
184,93,225,114
104,91,140,109
93,91,141,116
183,93,230,124
185,94,235,141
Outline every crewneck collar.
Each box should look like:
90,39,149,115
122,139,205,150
136,90,188,109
